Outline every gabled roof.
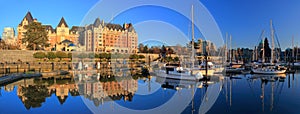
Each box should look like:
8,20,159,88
57,17,68,28
19,11,34,26
70,26,79,32
43,25,55,33
105,23,124,31
93,18,101,27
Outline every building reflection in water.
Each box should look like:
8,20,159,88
77,77,138,107
1,72,139,110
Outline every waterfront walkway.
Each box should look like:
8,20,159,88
0,70,69,85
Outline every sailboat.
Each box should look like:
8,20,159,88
251,20,287,74
151,5,203,81
225,34,244,74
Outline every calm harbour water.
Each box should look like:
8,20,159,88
0,72,300,114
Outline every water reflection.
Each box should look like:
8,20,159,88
77,77,137,107
0,72,300,113
9,78,78,109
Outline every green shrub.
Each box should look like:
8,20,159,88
47,52,56,60
33,52,46,59
56,51,68,60
138,55,145,59
88,53,95,59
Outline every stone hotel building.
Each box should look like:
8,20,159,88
17,12,138,53
79,18,138,53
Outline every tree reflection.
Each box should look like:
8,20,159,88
18,85,50,110
15,77,79,109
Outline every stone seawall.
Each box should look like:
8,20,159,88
0,50,35,62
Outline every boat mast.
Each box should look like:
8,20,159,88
262,35,265,63
225,33,228,63
253,46,256,61
191,5,195,68
260,30,265,62
297,42,298,62
230,35,232,63
292,36,294,63
270,20,275,63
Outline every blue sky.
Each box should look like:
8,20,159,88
0,0,299,49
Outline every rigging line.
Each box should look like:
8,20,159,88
272,23,282,49
255,30,265,47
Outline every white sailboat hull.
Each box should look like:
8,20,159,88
152,70,203,81
225,68,244,73
251,68,286,74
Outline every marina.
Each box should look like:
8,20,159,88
1,0,300,113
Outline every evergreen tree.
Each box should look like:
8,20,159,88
161,45,167,58
22,22,49,50
259,37,272,62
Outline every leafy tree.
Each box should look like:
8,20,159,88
149,46,161,54
33,52,46,59
56,51,68,61
167,47,174,55
138,43,144,53
47,52,56,60
22,22,49,50
143,45,148,53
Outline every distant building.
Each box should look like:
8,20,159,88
195,39,217,56
80,18,138,53
2,27,15,39
2,27,17,46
